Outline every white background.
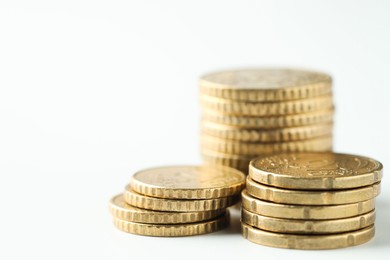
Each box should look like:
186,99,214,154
0,0,389,259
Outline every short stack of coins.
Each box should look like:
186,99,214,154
199,69,334,173
109,165,245,237
241,152,383,249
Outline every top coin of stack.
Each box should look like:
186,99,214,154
200,69,334,173
241,152,383,249
108,165,246,237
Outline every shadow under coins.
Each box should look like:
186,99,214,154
218,206,242,235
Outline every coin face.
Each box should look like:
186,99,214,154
130,165,245,199
201,69,331,90
250,152,383,189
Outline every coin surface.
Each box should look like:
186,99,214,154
246,177,380,205
113,211,229,237
241,190,375,220
201,150,251,173
249,152,383,190
124,188,240,212
241,223,375,249
201,135,332,156
201,121,333,142
200,95,333,116
202,109,334,129
242,208,375,234
200,69,332,102
130,165,245,199
109,194,225,223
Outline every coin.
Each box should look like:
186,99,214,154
249,152,383,190
241,189,375,220
201,121,333,142
242,208,375,234
202,109,334,129
246,177,380,205
241,223,375,249
201,150,251,173
124,188,240,212
200,95,333,116
109,194,225,224
130,165,245,199
200,69,332,102
112,211,229,237
201,135,332,156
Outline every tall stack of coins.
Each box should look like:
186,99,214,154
200,69,334,173
109,165,245,237
242,152,383,249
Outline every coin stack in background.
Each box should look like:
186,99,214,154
200,69,335,174
241,152,383,249
109,165,245,237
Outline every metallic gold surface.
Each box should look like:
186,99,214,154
113,211,229,237
200,69,332,102
201,150,251,174
130,165,245,199
201,135,332,156
246,177,381,205
200,95,334,116
124,188,240,212
242,208,375,234
241,223,375,249
249,152,383,190
109,194,225,223
241,190,375,220
202,109,334,129
201,121,333,142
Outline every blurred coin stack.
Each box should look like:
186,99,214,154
109,165,245,237
241,152,383,249
200,69,334,173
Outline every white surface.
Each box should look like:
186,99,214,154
0,0,389,259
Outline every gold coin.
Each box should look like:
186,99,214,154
201,135,332,156
124,188,240,212
202,109,334,129
113,211,229,237
246,177,380,205
241,189,375,220
201,121,333,142
241,223,375,249
201,150,251,173
109,194,225,224
242,208,375,234
200,69,332,102
200,95,333,116
130,165,245,199
249,152,383,190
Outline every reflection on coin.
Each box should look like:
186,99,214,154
242,208,375,234
200,69,332,102
109,194,225,224
241,190,375,220
130,165,245,199
124,188,240,212
249,152,383,190
113,211,229,237
246,177,380,205
241,223,375,249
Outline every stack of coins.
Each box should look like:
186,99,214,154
109,165,246,237
200,69,334,173
241,152,383,249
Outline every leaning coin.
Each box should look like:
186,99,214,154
242,208,375,234
109,194,225,224
130,165,245,199
246,177,380,205
241,223,375,249
124,187,240,212
249,152,383,190
241,189,375,220
113,211,229,237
